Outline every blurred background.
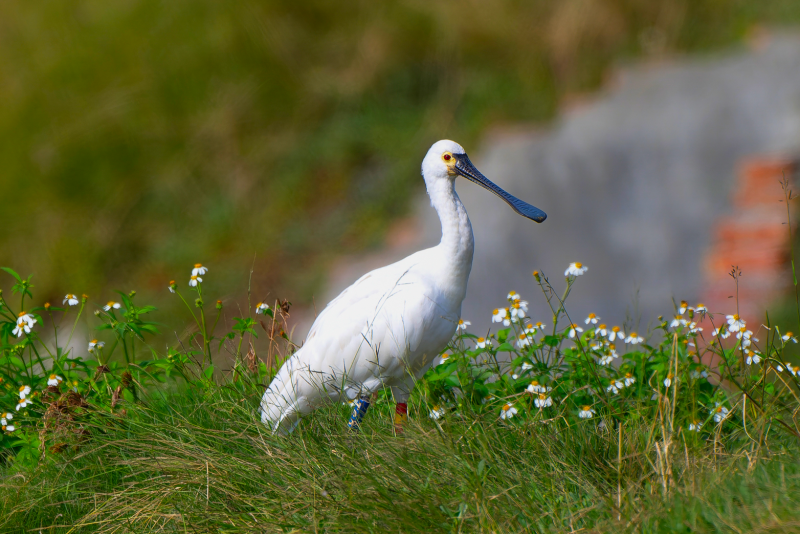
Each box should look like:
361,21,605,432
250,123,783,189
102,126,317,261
3,1,800,343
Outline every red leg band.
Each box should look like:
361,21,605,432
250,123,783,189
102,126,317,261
395,403,408,416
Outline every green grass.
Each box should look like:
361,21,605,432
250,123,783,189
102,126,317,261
2,380,799,533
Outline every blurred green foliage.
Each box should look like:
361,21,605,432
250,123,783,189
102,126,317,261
1,0,799,308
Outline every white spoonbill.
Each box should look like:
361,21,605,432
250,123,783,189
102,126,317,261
260,139,546,434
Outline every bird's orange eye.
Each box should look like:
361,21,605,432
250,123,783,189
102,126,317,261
443,154,451,161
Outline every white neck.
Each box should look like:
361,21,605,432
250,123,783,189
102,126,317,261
427,177,474,293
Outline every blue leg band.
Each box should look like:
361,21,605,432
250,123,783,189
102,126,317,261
347,397,370,430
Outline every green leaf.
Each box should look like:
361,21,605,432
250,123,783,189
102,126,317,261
543,335,560,347
0,267,21,282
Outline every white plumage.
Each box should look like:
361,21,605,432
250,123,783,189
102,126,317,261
260,140,545,433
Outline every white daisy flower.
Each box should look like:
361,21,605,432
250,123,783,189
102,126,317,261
623,372,636,387
688,421,702,432
103,301,121,312
678,300,688,314
526,380,545,394
711,403,729,423
516,333,531,349
663,374,673,388
609,326,622,342
607,379,621,395
491,308,507,324
510,301,528,320
690,369,709,380
189,275,202,287
565,262,588,277
670,315,687,329
507,291,521,302
256,302,270,315
596,324,608,337
63,294,80,306
47,374,63,387
192,263,208,276
500,403,518,420
88,339,105,352
578,406,595,419
534,393,553,408
744,350,761,365
534,321,546,331
18,385,31,399
689,322,703,334
787,363,800,377
776,363,785,373
2,424,14,433
585,313,600,325
475,337,491,349
726,314,745,331
694,303,708,315
568,324,583,339
12,318,32,338
168,281,176,294
713,325,731,339
599,355,614,366
0,412,12,425
782,332,798,343
16,398,31,411
521,362,533,371
439,353,450,364
429,406,445,420
456,319,471,331
625,332,644,345
524,323,537,336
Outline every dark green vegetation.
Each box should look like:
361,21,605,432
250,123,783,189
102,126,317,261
2,1,800,309
1,384,799,533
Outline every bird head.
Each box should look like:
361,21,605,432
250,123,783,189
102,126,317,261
422,139,547,223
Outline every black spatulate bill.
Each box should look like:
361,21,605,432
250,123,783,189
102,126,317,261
453,153,547,223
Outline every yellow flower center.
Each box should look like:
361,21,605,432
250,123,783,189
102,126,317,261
697,303,705,308
17,311,26,317
599,324,606,329
612,326,620,333
630,332,638,337
519,334,526,340
91,339,98,344
191,275,198,280
588,313,596,319
493,309,499,315
715,406,723,413
513,303,520,309
582,406,591,411
536,322,543,327
733,314,739,320
787,332,794,336
49,374,56,380
194,263,202,268
538,394,547,400
625,373,632,378
609,344,616,350
667,373,673,379
477,337,485,343
509,291,516,296
574,262,582,268
458,319,464,325
502,404,511,411
107,301,116,307
530,381,539,386
680,301,687,306
18,386,25,392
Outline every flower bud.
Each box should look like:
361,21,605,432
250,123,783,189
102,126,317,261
195,298,203,308
216,300,223,310
128,290,136,298
532,271,541,282
44,302,51,310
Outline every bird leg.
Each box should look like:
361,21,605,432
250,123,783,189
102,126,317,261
393,403,408,434
347,395,371,431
